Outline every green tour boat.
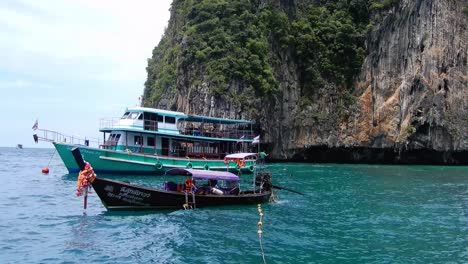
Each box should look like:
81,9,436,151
34,107,260,174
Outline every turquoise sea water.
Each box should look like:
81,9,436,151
0,147,467,263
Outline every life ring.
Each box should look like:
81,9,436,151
186,162,193,169
235,159,245,168
248,165,255,172
155,162,163,170
204,164,209,170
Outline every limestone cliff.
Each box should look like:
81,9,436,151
144,0,468,164
357,0,467,152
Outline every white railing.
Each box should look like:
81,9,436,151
33,129,102,147
99,118,255,140
99,118,121,130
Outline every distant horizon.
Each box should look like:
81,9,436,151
1,146,54,149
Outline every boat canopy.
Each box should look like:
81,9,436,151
224,153,258,160
128,107,251,124
166,168,240,181
179,115,252,125
127,107,186,118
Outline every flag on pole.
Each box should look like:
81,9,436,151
236,135,245,143
32,119,38,130
252,135,260,144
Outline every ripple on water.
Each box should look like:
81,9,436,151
0,148,467,263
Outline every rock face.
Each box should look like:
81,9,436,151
144,0,468,164
293,0,468,163
358,0,467,150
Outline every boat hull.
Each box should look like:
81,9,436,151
91,177,271,210
54,142,256,175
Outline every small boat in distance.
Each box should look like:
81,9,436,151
33,107,259,174
16,144,23,149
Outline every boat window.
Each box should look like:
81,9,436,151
138,113,143,120
115,134,121,143
225,181,238,188
144,112,158,121
134,136,143,145
165,116,176,124
129,112,140,119
121,112,130,119
147,137,155,147
157,115,164,122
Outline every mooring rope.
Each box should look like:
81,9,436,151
46,148,57,167
257,204,267,264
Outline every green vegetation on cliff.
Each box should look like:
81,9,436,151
290,3,368,93
144,0,397,109
182,0,277,97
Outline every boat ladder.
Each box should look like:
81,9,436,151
183,190,196,209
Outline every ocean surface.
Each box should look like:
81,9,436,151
0,147,467,263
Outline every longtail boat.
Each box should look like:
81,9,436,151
73,148,273,210
89,169,272,210
34,107,259,174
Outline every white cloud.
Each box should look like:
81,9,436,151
0,0,172,147
0,0,171,81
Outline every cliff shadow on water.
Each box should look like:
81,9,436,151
290,146,468,165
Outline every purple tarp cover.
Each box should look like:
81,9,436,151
166,168,240,181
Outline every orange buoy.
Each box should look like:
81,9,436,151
42,167,49,174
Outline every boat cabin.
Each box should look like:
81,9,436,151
99,107,256,159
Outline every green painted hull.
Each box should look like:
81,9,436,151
53,142,255,175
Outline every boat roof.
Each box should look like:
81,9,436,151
179,115,252,125
127,107,252,124
166,168,240,181
224,153,258,160
127,107,186,118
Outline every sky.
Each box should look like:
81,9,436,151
0,0,172,148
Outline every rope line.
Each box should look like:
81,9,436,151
257,204,267,264
47,148,57,167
